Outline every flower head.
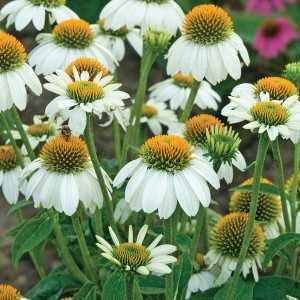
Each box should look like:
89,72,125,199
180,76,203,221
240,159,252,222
206,212,265,285
23,132,111,215
246,0,295,16
0,0,78,31
0,32,42,111
44,63,129,134
167,4,249,85
0,284,27,300
254,18,297,59
230,178,282,238
114,135,220,218
96,225,177,275
29,19,117,75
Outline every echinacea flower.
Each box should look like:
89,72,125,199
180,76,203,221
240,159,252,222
113,135,220,219
205,212,265,286
222,78,300,142
167,4,250,85
141,99,178,135
96,225,177,275
0,284,28,300
100,0,184,35
44,62,130,134
246,0,295,16
230,178,282,239
254,18,297,59
0,32,42,112
114,198,132,224
0,145,23,204
22,133,112,216
0,0,78,31
91,18,142,61
205,126,246,184
29,19,118,75
149,72,221,111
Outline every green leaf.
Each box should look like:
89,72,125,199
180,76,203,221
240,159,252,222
73,283,97,300
138,275,165,295
176,234,192,253
7,199,33,216
190,288,219,300
253,276,300,300
102,271,127,300
173,253,193,299
26,274,78,300
230,183,280,195
263,233,300,268
12,213,54,267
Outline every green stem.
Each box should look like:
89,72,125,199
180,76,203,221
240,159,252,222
0,113,24,167
271,140,291,232
93,208,103,236
53,214,89,284
190,208,205,261
126,273,135,300
84,113,118,234
113,118,121,165
202,209,209,253
11,106,36,161
179,80,201,122
71,212,98,282
226,133,269,299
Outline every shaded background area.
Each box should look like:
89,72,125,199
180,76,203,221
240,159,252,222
0,0,299,293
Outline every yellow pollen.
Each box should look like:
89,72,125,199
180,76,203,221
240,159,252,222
67,81,103,103
0,284,21,300
256,77,298,100
53,19,94,49
184,114,223,147
0,33,26,73
65,57,109,80
183,4,233,45
0,145,18,171
143,104,158,118
172,72,194,88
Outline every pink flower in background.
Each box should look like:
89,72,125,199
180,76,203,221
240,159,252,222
254,18,297,59
247,0,295,16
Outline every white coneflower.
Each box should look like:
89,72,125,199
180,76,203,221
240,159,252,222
44,60,130,134
222,90,300,142
91,18,142,61
113,135,220,219
149,72,221,110
230,178,282,239
141,99,178,135
100,0,184,35
0,284,28,300
96,225,177,275
0,0,78,31
114,198,132,224
205,212,265,286
29,19,118,75
167,4,250,85
0,145,23,204
22,133,112,216
0,32,42,111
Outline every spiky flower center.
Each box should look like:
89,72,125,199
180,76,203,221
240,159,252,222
206,126,240,165
29,0,65,7
53,19,95,49
0,33,26,73
184,114,223,148
251,101,289,126
0,145,18,171
98,18,129,37
261,20,280,38
27,123,54,138
211,212,265,258
230,178,282,223
143,104,158,118
140,135,192,173
0,284,21,300
183,4,233,45
67,81,103,103
65,57,109,80
172,72,194,88
113,242,150,269
255,77,298,100
40,134,90,174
